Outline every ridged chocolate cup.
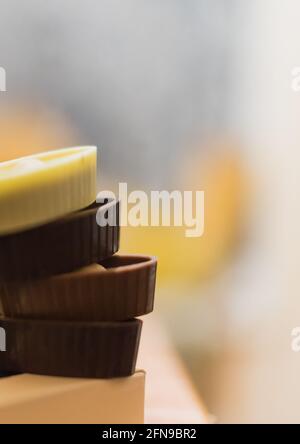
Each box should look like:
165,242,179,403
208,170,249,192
0,318,142,378
0,255,157,321
0,199,120,281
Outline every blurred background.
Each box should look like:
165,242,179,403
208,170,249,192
1,0,300,423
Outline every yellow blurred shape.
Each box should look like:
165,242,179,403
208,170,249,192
0,106,76,162
121,141,247,285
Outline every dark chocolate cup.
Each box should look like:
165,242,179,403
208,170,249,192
0,318,142,378
0,199,120,281
0,372,20,378
0,255,157,322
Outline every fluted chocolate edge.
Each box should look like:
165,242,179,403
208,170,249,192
0,199,120,281
0,255,157,322
0,318,142,379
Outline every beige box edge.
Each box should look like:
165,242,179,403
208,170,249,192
0,371,145,424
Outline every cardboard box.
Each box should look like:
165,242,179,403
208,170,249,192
0,371,145,424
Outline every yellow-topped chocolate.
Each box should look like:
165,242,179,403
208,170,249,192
0,146,97,235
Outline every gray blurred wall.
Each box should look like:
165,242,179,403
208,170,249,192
0,0,237,187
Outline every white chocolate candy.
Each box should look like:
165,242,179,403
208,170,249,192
0,146,97,235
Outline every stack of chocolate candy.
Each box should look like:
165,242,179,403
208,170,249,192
0,146,157,380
